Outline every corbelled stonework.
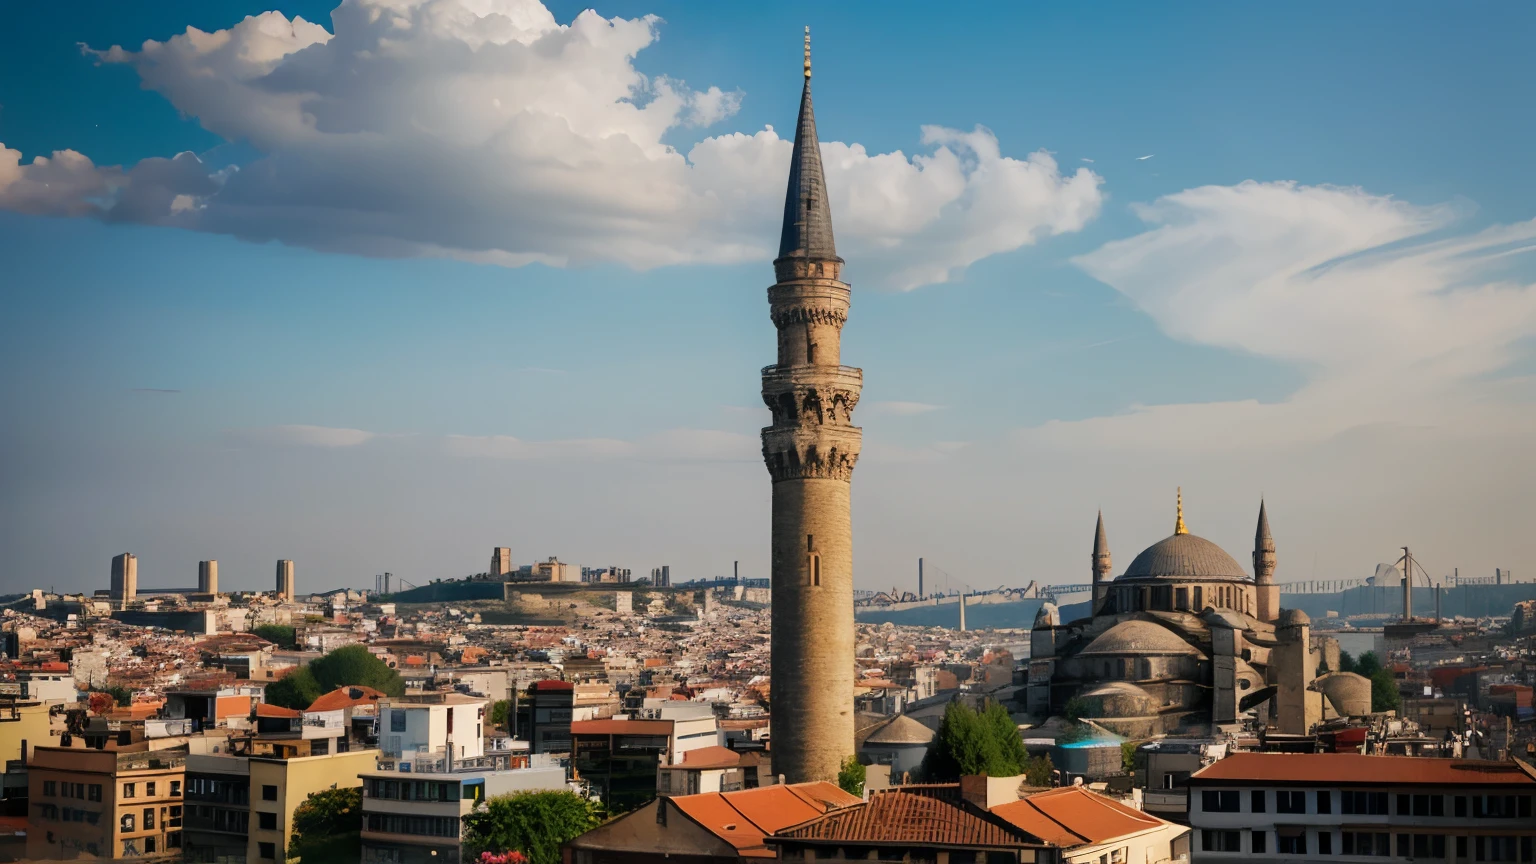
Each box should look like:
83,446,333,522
764,29,860,785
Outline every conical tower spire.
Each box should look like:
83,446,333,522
1174,487,1188,535
1091,510,1112,615
1253,498,1279,622
778,26,839,262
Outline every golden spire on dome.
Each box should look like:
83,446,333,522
803,26,812,79
1175,487,1188,535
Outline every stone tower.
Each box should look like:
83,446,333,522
763,28,861,785
1253,500,1278,622
1091,511,1111,614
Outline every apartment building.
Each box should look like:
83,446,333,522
26,745,187,861
359,756,567,864
572,707,721,812
379,693,487,764
1188,752,1536,862
248,749,379,863
183,753,250,864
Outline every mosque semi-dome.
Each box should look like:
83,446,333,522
1121,532,1250,581
1080,619,1205,657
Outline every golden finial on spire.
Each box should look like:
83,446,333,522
803,26,812,79
1175,487,1188,535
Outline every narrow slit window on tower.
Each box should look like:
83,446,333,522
809,553,821,587
807,534,814,551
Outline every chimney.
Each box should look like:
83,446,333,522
918,558,924,599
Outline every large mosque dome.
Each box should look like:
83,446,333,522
1121,532,1250,581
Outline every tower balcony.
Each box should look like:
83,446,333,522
760,425,863,483
760,364,863,392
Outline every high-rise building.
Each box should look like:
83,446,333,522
111,553,138,607
275,560,295,602
762,29,861,785
490,547,512,578
197,560,219,595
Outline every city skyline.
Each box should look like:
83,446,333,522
5,0,1536,595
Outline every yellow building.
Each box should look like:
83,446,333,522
0,697,53,766
27,745,187,861
248,748,378,863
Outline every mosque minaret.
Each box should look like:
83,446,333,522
763,28,862,784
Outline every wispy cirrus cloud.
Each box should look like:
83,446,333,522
228,424,378,448
1040,180,1536,452
868,401,943,416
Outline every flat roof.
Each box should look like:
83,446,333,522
570,719,673,736
1191,753,1536,787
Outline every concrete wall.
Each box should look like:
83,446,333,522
249,749,378,863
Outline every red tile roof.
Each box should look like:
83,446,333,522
1192,753,1536,787
668,745,743,770
255,703,302,718
306,685,387,713
991,787,1164,847
775,788,1036,848
570,719,673,736
669,782,861,858
529,679,573,691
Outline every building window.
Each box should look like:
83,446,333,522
808,553,821,587
1201,790,1240,813
1474,795,1519,818
1277,790,1306,813
1456,795,1468,817
146,782,157,797
1341,832,1390,856
120,814,135,833
123,783,136,799
43,781,56,797
170,780,181,797
262,785,278,802
259,841,277,860
259,811,277,830
391,710,407,733
144,808,155,830
1317,831,1332,855
1251,830,1267,853
1316,790,1330,814
1277,829,1307,854
1200,830,1241,852
89,784,102,802
1341,791,1388,815
1251,790,1265,812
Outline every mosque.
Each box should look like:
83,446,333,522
1025,492,1373,738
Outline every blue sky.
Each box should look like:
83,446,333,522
3,1,1535,595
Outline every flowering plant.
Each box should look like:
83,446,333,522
479,852,529,864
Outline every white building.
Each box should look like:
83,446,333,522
1188,752,1536,862
360,755,567,863
377,693,487,765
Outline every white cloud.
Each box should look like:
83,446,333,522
868,401,943,416
2,0,1101,290
230,424,377,447
1046,180,1536,452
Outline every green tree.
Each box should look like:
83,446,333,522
265,645,405,709
253,624,297,649
490,699,513,732
1337,649,1356,673
921,700,1021,781
837,756,866,797
1022,753,1053,787
287,787,361,863
462,790,603,864
1370,667,1402,713
982,701,1029,770
1353,651,1382,679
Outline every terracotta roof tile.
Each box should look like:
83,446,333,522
255,703,302,718
306,685,387,713
1192,753,1536,787
668,783,858,859
990,787,1163,847
776,788,1034,847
